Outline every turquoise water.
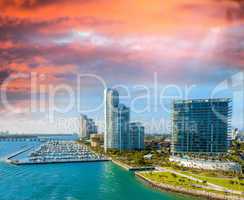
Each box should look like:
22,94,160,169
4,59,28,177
0,141,40,160
0,141,195,200
0,162,194,200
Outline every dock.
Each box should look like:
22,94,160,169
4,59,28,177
6,146,35,162
9,158,110,165
8,141,109,165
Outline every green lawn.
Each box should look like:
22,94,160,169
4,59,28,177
141,172,207,190
140,171,244,198
183,173,244,191
165,167,244,192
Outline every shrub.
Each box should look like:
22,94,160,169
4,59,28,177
171,173,177,178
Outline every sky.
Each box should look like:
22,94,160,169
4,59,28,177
0,0,243,134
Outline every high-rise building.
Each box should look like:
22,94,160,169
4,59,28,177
87,118,97,134
104,88,131,151
80,114,88,138
79,115,97,139
118,104,130,150
104,88,119,151
104,88,145,151
171,98,231,155
129,122,144,150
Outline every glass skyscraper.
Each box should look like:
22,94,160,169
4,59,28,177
129,122,145,150
171,98,231,155
104,88,145,151
118,104,130,150
104,88,130,151
104,88,119,151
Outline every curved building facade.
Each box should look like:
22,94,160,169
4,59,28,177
104,89,131,151
104,88,144,152
104,88,119,151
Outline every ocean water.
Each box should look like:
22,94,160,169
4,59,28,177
0,162,195,200
0,141,41,161
0,141,195,200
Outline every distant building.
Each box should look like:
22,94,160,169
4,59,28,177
237,134,244,142
80,115,88,138
0,131,9,136
129,122,144,150
230,128,239,141
79,115,97,139
90,134,104,148
171,98,232,155
144,139,170,150
0,134,78,142
87,118,98,135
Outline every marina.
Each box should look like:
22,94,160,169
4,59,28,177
7,141,109,165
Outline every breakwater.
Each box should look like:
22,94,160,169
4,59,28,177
9,158,110,165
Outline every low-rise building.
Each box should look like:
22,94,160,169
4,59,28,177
90,134,104,148
144,139,170,150
170,156,241,173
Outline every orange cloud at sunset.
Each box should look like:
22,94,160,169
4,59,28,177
0,0,243,133
1,0,243,34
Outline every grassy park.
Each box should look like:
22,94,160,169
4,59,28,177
141,171,207,190
139,171,244,199
169,168,244,192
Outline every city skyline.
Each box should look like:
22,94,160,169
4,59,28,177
0,2,243,200
0,0,243,134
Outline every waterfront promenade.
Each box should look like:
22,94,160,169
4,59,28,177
155,166,243,196
135,172,243,200
135,167,244,200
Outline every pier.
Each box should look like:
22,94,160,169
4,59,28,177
0,134,78,142
10,158,110,165
7,146,34,160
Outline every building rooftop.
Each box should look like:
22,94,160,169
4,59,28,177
174,98,231,104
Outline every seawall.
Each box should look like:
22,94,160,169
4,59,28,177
111,159,155,171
